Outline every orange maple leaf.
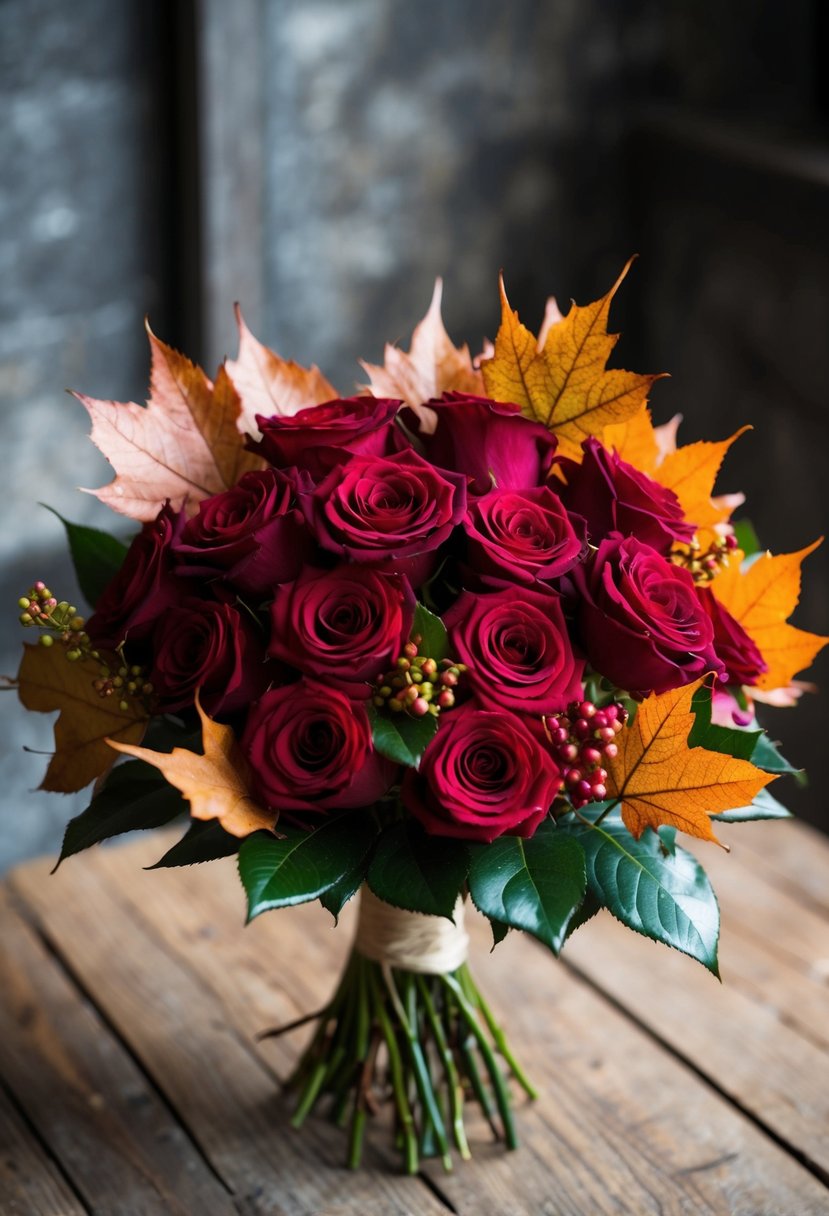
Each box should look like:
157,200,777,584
226,305,338,435
712,541,828,693
108,694,275,839
604,678,774,844
77,326,263,522
602,405,660,473
653,427,750,530
5,644,147,793
481,260,664,461
361,279,484,426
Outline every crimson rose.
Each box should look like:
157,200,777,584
402,702,561,842
570,535,722,695
241,679,392,812
252,396,403,479
173,467,310,598
304,448,466,585
698,586,768,687
559,437,695,553
269,565,414,697
413,393,556,495
149,597,268,716
445,586,583,716
87,502,181,653
463,486,584,585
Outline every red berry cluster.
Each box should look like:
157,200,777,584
546,699,629,810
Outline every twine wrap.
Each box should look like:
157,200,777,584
354,886,469,974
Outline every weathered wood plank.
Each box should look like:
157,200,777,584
7,857,447,1216
0,1083,87,1216
719,818,829,919
26,834,829,1216
0,889,237,1216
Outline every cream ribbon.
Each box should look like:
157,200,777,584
354,885,469,974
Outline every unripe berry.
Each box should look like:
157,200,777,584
420,658,437,677
437,689,455,709
411,697,430,716
403,641,418,659
39,634,54,647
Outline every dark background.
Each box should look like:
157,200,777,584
1,0,826,868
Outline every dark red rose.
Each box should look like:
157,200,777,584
304,448,467,586
241,679,393,813
251,396,404,478
401,702,561,842
445,586,583,717
698,586,768,687
269,565,414,698
412,393,556,495
172,467,311,598
86,502,182,653
463,486,584,585
570,535,722,696
149,597,268,716
559,437,695,553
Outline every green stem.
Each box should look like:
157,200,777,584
416,975,471,1160
458,964,537,1100
368,966,419,1174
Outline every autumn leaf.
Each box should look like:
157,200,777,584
77,326,263,522
653,427,750,530
602,405,659,472
481,260,664,460
713,540,828,692
604,677,774,844
226,304,338,435
108,694,275,839
6,643,147,793
361,278,484,426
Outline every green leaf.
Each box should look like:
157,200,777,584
42,505,129,609
750,731,802,778
688,686,761,760
657,825,677,856
320,865,366,921
468,822,587,955
238,813,378,921
412,602,448,661
732,518,761,557
562,889,603,944
54,761,186,869
368,703,438,768
149,819,239,868
489,918,511,948
712,787,793,822
561,811,720,975
367,821,470,919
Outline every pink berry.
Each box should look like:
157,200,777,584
558,742,579,763
581,746,602,766
411,697,430,716
547,716,561,732
551,727,569,745
576,779,592,800
605,704,619,721
573,718,590,739
596,726,615,743
565,768,581,788
603,742,618,759
579,700,596,719
592,783,607,800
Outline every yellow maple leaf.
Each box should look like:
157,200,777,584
604,678,774,844
602,405,659,473
361,278,484,425
226,304,338,434
77,326,263,522
712,540,828,693
109,694,275,839
7,643,147,793
481,260,664,461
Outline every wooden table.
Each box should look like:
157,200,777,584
2,819,829,1215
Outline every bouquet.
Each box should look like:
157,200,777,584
8,263,826,1173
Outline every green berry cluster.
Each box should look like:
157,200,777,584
373,636,467,719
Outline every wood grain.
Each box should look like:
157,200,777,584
0,1083,86,1216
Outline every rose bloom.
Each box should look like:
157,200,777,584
570,535,722,696
86,502,181,653
412,393,556,495
149,597,269,716
463,486,584,585
402,702,561,842
242,679,393,813
698,586,768,687
269,565,414,697
251,396,403,479
173,467,310,598
304,448,467,585
559,437,695,553
445,586,583,716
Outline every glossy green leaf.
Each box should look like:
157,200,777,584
712,787,793,822
561,811,720,975
54,760,185,869
149,819,239,868
42,505,129,609
367,821,470,919
688,686,761,760
468,822,587,955
239,813,378,921
750,731,802,778
320,864,366,921
368,703,438,768
412,602,449,661
732,518,761,557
